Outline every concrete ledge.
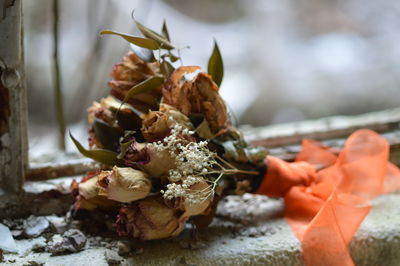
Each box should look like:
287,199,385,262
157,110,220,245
3,192,400,266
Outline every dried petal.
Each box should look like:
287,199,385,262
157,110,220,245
108,52,162,113
72,172,118,212
114,196,184,240
141,103,192,141
104,167,151,203
87,96,141,130
162,67,229,135
180,179,212,220
142,147,176,178
78,176,100,200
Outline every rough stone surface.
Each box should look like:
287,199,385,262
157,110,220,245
1,192,399,266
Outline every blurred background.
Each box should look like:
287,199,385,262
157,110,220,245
25,0,400,157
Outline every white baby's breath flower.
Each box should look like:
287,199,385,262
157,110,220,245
150,124,218,204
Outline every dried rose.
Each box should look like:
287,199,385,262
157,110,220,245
108,52,162,113
162,67,229,135
72,172,118,212
141,148,176,178
78,174,101,199
87,96,141,149
123,142,150,167
141,103,192,141
100,166,151,203
114,196,184,240
180,179,212,220
87,96,142,129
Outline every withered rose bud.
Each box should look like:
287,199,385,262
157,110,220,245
114,196,184,240
78,171,110,199
101,166,151,203
141,103,192,141
123,142,150,167
73,172,118,212
142,148,176,178
87,96,117,125
108,52,162,113
78,174,100,200
87,96,142,130
162,67,229,135
87,96,142,149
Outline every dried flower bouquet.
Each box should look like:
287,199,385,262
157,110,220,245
70,18,267,240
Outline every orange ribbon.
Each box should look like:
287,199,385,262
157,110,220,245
256,129,400,266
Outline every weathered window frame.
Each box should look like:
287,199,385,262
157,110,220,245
0,0,28,195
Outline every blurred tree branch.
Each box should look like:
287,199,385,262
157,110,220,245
52,0,66,150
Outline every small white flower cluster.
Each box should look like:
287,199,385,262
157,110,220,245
150,123,216,204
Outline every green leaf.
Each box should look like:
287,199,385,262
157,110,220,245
161,52,180,63
93,119,123,152
117,139,134,160
207,39,224,87
160,60,175,78
123,76,164,103
162,19,170,41
100,30,159,50
134,20,175,50
69,131,122,166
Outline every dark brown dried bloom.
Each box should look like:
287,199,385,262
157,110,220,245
108,52,162,113
162,66,229,135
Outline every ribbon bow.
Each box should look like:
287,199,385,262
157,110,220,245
256,129,400,266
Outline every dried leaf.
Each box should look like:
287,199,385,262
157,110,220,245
162,19,170,41
160,60,175,78
122,76,164,104
134,20,175,50
93,119,123,152
70,131,122,166
100,30,159,50
207,40,224,87
117,139,134,160
161,53,180,63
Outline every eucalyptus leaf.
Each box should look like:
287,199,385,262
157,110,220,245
69,131,122,166
162,19,170,41
100,30,159,50
134,20,175,50
207,40,224,87
130,44,156,62
123,76,165,103
93,119,123,152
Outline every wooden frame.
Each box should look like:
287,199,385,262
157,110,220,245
0,0,28,194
